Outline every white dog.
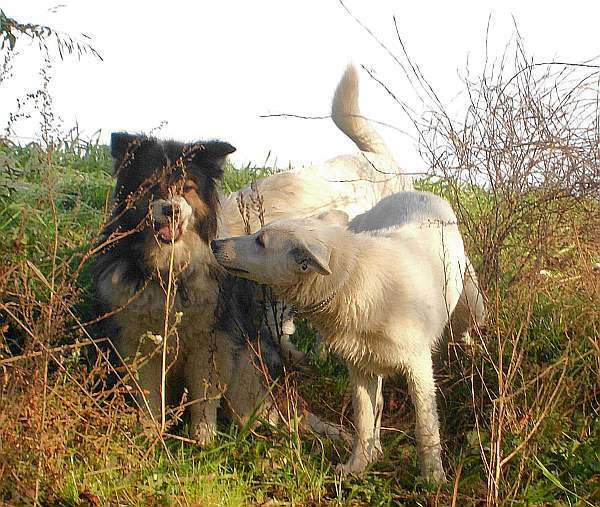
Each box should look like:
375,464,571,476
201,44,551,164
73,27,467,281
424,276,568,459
218,64,412,359
211,191,474,484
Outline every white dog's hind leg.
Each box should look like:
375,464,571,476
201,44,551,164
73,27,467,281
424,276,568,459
405,353,446,484
337,365,384,475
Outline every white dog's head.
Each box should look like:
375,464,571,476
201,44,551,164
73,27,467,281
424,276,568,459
210,210,348,288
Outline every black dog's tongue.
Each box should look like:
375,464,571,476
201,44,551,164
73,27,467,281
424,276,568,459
158,223,184,243
158,223,174,242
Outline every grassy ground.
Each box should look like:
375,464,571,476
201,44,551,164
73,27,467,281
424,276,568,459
1,138,598,506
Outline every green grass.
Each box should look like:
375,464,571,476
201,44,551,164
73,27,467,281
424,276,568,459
221,160,277,195
1,140,598,506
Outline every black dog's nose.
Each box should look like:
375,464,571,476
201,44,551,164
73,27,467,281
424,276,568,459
162,203,180,217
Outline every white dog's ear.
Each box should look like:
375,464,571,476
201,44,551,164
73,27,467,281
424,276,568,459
314,210,349,228
291,241,331,276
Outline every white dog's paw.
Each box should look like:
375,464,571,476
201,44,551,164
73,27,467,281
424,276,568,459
334,450,375,477
335,440,383,477
335,458,367,477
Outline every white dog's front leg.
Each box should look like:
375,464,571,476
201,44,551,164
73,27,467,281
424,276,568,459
405,352,446,484
337,365,383,475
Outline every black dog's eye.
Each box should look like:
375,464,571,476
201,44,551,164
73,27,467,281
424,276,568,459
255,234,265,248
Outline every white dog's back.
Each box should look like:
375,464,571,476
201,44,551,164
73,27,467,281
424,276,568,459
320,193,467,361
356,191,466,347
350,191,484,343
349,191,457,233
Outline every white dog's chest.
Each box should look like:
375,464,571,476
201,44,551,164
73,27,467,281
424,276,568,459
325,330,409,376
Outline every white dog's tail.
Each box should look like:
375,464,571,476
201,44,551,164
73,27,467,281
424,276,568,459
331,64,395,161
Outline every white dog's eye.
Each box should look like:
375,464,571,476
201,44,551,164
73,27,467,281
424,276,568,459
255,234,265,248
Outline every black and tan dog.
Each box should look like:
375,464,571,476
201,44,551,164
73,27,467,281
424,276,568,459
94,134,286,443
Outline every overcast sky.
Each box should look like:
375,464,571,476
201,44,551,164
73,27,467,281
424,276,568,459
1,1,599,171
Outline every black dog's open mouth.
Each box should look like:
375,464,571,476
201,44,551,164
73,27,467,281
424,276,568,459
154,222,184,244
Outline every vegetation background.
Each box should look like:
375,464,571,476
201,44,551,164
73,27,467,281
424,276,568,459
0,10,598,507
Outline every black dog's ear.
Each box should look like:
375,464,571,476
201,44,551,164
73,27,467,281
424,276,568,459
110,132,140,162
199,140,236,166
205,140,236,157
191,140,236,179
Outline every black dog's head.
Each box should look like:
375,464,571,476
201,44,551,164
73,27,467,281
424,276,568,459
102,132,235,276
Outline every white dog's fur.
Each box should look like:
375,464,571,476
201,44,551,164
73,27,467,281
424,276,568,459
219,64,413,361
219,64,412,237
212,191,473,483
